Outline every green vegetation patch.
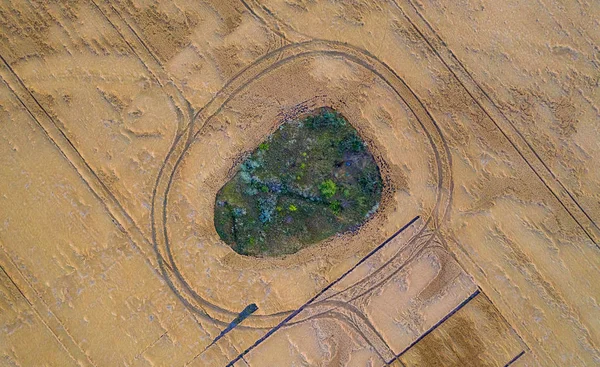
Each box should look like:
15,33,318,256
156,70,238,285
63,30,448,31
214,107,383,257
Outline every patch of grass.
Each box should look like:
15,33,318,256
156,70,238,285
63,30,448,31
214,107,383,257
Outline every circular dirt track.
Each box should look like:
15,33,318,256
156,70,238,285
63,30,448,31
151,40,452,328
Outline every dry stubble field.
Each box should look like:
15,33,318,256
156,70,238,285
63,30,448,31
0,0,599,366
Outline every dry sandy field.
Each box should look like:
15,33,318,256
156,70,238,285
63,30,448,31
1,0,599,366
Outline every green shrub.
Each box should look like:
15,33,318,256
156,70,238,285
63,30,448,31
329,200,341,214
319,179,337,199
340,133,364,153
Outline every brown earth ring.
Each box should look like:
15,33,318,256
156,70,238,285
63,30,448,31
151,40,452,328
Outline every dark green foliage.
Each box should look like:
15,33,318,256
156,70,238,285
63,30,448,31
329,200,342,215
214,107,383,257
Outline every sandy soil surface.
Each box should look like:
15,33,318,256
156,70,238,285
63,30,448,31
0,1,598,366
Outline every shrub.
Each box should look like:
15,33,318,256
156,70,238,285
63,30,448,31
305,109,345,129
242,158,261,172
239,171,252,183
319,179,337,199
359,170,380,194
244,186,258,196
258,195,277,223
232,207,246,217
329,200,341,214
340,133,364,153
